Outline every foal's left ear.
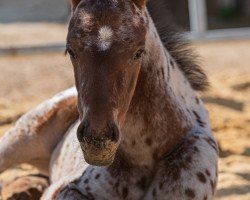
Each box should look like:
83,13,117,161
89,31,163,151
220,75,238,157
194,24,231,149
133,0,147,9
70,0,82,10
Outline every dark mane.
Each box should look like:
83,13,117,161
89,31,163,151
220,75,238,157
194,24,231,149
147,0,209,91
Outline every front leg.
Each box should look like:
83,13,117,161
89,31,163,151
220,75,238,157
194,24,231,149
144,131,219,200
0,87,79,174
1,174,49,200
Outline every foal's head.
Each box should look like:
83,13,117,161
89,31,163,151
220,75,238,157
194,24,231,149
66,0,148,166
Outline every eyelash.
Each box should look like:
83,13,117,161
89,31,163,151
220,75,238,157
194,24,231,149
65,48,77,60
133,47,145,60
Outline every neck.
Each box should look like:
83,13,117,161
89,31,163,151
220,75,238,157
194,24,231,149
116,11,203,169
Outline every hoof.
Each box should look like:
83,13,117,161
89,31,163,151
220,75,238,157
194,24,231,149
1,174,49,200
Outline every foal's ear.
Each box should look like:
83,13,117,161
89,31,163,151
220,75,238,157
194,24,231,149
133,0,147,9
70,0,82,10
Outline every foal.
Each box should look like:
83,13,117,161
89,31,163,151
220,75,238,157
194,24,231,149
0,0,218,199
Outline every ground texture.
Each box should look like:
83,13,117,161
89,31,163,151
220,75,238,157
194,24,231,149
0,25,249,199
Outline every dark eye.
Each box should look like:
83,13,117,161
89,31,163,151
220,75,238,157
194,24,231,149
133,48,145,60
66,48,77,60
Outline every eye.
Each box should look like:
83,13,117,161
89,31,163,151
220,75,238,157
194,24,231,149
133,48,145,60
65,48,77,60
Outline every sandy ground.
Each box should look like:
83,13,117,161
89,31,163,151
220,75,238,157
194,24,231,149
0,23,67,47
196,40,250,200
0,27,249,199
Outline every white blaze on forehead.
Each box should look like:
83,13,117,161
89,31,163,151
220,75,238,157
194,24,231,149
98,26,113,51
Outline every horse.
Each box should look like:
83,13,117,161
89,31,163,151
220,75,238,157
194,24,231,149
0,0,218,199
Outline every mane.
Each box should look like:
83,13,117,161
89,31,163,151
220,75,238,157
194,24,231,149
147,0,209,91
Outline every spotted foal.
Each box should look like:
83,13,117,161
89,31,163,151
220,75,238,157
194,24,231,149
0,0,218,199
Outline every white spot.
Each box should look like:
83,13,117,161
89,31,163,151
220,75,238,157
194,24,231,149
80,12,93,26
98,26,113,51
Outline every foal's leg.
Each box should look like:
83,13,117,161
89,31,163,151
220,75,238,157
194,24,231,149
0,87,79,174
144,131,218,200
1,174,49,200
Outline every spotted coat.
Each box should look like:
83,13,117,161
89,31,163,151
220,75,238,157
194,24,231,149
0,0,218,200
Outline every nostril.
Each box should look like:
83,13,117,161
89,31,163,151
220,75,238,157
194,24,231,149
108,123,120,142
77,121,89,142
77,121,120,144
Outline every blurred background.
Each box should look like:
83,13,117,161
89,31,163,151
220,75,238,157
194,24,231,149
0,0,249,199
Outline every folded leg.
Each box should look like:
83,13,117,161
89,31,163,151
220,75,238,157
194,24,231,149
1,174,49,200
0,87,79,174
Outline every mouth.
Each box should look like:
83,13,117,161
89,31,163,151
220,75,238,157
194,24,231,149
80,144,116,166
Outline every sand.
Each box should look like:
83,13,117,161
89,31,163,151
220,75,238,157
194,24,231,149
0,37,249,199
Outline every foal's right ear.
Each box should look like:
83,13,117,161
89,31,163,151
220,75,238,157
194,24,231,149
70,0,82,10
133,0,147,9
